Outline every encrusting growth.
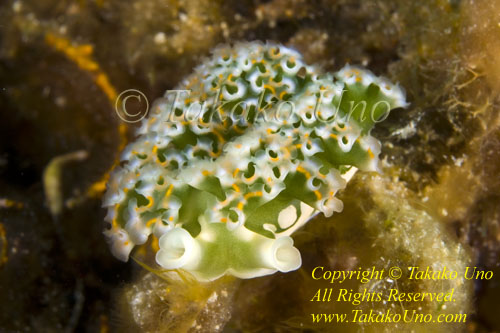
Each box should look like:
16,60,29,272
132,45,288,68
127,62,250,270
103,41,407,281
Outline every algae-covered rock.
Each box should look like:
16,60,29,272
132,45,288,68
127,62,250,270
117,271,237,333
0,0,499,331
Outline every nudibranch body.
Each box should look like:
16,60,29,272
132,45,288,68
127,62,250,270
103,42,407,281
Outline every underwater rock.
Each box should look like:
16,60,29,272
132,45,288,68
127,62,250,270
0,0,498,331
118,272,237,333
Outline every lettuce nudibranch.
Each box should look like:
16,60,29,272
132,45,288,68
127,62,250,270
103,42,407,281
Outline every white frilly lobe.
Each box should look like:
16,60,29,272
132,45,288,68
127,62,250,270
156,227,201,270
261,236,302,273
103,228,134,262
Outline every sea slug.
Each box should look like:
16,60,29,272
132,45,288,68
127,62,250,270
103,41,407,281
